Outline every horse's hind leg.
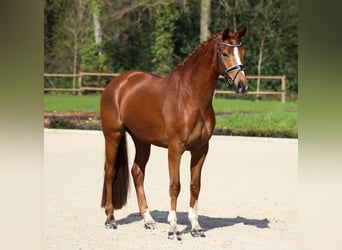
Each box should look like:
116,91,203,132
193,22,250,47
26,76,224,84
102,130,121,229
131,137,155,229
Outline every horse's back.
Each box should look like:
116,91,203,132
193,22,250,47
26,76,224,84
103,70,160,93
101,70,161,105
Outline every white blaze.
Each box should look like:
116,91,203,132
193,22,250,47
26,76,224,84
233,47,242,64
233,47,245,76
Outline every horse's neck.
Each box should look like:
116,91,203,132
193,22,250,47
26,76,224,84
169,40,219,101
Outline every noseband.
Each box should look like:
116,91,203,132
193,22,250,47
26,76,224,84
216,42,246,86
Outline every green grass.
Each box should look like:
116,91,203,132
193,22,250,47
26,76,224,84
44,95,101,112
215,110,297,138
212,98,297,137
213,98,297,113
44,94,298,138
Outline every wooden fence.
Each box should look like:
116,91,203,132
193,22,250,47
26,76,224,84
214,75,286,102
44,72,120,93
44,72,286,102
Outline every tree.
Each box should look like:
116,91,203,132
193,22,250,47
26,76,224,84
200,0,211,41
248,0,298,95
80,0,109,72
88,0,103,55
44,0,298,95
151,6,180,75
64,0,90,92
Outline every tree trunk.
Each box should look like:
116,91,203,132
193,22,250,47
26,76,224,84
73,32,78,95
92,12,102,56
200,0,211,41
256,34,265,101
232,13,237,32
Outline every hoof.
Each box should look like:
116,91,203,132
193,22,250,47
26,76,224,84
105,220,117,229
144,222,156,230
168,231,182,241
190,229,205,238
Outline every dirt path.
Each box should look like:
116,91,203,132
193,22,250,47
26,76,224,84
44,129,297,249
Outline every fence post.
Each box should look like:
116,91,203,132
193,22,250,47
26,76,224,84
78,73,82,96
281,75,286,103
256,75,260,101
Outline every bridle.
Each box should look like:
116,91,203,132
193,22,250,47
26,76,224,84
216,41,246,86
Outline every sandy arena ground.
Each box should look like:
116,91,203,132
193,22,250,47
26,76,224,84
44,129,297,250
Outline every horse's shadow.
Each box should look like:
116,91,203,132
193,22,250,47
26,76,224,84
116,210,269,234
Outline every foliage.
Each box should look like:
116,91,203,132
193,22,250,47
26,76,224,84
80,42,109,72
48,117,77,129
151,6,180,75
44,0,298,94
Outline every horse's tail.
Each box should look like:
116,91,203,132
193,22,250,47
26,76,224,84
101,132,130,209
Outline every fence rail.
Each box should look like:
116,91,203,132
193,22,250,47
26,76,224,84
44,72,286,102
214,75,286,102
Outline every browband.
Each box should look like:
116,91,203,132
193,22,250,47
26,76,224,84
217,42,242,47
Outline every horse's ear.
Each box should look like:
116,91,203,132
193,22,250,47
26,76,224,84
222,28,230,41
237,27,247,38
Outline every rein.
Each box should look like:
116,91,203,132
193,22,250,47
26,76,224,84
216,42,245,86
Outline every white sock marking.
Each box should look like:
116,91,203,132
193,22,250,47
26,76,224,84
168,210,177,224
188,200,198,221
142,209,154,224
189,201,202,230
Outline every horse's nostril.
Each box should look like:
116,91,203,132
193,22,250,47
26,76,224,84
237,82,248,94
237,82,245,92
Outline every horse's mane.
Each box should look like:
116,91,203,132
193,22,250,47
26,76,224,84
173,32,222,71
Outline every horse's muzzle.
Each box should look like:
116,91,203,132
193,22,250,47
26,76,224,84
236,81,249,94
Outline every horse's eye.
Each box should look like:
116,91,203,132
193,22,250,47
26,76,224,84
223,52,229,57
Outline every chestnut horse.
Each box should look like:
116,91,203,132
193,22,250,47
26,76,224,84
100,27,248,240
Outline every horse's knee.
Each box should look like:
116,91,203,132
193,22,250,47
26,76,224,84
169,182,181,197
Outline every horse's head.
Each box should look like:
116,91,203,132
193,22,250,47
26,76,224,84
216,27,249,94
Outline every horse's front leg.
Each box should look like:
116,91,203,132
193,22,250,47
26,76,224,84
167,141,184,240
188,143,208,238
